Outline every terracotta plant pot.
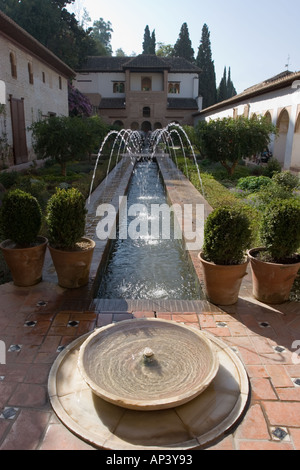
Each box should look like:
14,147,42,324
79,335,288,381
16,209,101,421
0,236,48,287
248,248,300,304
48,237,95,289
198,252,248,306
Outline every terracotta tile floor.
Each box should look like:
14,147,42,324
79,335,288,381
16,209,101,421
0,270,300,451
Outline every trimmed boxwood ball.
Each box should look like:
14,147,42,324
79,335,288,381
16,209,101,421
46,187,87,250
203,206,251,265
0,189,42,246
259,199,300,262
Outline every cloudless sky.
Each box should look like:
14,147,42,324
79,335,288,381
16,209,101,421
69,0,300,94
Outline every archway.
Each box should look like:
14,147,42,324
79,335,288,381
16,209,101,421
113,120,124,129
273,108,289,165
131,122,139,131
291,112,300,170
141,121,152,132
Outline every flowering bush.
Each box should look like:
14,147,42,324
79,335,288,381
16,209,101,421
68,82,93,117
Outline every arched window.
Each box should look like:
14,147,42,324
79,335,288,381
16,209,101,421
141,77,151,91
113,82,125,93
143,107,151,118
10,52,17,78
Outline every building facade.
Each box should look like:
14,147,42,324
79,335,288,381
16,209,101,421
75,54,202,131
194,71,300,172
0,10,74,167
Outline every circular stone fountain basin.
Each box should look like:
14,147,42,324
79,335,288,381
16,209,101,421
77,318,219,411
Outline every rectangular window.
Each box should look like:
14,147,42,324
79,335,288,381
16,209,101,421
59,76,62,90
10,52,17,79
28,63,34,85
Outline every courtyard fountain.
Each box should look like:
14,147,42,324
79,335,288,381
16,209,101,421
48,125,250,449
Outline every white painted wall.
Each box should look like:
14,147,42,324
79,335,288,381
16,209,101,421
76,72,126,98
168,73,198,98
195,85,300,170
0,34,69,161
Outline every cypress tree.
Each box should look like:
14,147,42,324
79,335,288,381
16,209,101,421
196,24,217,108
217,67,228,102
227,67,237,98
173,22,194,62
217,67,237,102
143,25,156,54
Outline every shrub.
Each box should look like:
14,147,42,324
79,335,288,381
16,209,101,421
46,187,87,250
272,171,300,191
260,199,300,262
0,171,19,189
0,189,42,246
202,206,251,265
262,158,282,177
237,175,272,193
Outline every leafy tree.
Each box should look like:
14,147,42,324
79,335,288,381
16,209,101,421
91,18,113,55
173,23,194,62
0,0,97,68
30,116,88,176
196,24,217,108
115,48,126,57
196,116,277,176
30,115,109,174
143,25,156,54
156,42,174,57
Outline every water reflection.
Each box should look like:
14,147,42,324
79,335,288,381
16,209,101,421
97,161,201,300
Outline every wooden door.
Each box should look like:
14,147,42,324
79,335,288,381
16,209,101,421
10,97,28,164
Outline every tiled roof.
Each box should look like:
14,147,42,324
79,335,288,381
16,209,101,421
99,98,126,109
167,98,199,109
77,55,201,74
198,70,300,114
0,10,74,78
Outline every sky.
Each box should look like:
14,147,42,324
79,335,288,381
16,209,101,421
69,0,300,94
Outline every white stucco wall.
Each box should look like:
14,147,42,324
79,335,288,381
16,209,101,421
195,84,300,170
0,34,69,161
168,73,198,98
76,72,126,98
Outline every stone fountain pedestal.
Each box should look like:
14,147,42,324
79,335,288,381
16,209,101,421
48,319,250,450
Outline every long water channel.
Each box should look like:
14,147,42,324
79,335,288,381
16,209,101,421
97,160,202,300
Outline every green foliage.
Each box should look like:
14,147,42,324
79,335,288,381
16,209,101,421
173,23,195,62
0,171,19,189
237,175,272,193
46,188,87,250
196,24,217,108
260,199,300,262
262,157,282,177
196,116,277,175
203,206,252,265
30,116,108,176
143,25,156,54
272,171,300,191
0,189,42,246
0,0,98,69
217,67,237,103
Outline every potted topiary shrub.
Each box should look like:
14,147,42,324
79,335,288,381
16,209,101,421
46,187,95,288
0,189,47,286
198,206,251,305
248,199,300,304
